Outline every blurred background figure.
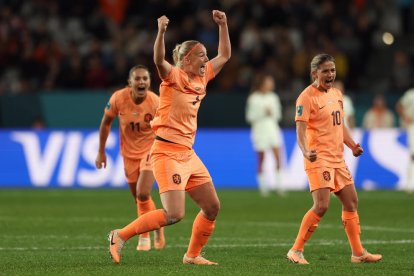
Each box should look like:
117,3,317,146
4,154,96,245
362,94,395,129
334,80,355,128
246,73,284,196
396,86,414,193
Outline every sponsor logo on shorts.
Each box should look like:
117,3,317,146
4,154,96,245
323,171,331,181
172,174,181,184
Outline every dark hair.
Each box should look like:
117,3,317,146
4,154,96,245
310,54,335,81
128,65,150,80
250,72,273,93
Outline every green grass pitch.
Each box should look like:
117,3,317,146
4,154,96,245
1,189,414,275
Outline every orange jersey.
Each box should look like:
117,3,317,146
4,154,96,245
295,85,346,169
151,61,215,148
105,87,159,159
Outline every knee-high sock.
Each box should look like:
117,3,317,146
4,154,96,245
186,212,215,258
137,198,156,238
118,209,167,241
342,211,364,256
292,210,320,251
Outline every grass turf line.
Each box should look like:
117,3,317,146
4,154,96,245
1,189,414,275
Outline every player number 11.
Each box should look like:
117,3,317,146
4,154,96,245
130,122,140,132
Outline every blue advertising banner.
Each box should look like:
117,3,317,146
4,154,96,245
0,128,409,189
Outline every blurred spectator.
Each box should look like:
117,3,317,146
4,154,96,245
31,116,46,129
246,72,284,196
84,54,109,89
0,0,412,97
392,51,413,93
396,85,414,193
362,94,395,129
98,0,129,25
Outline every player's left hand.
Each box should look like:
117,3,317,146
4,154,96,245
352,143,363,157
212,10,227,25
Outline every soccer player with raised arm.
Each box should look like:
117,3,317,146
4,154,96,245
108,10,230,265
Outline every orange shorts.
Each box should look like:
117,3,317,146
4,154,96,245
150,139,212,194
123,154,152,184
306,166,354,193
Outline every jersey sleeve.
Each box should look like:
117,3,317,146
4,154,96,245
160,66,179,83
295,92,311,122
104,92,118,118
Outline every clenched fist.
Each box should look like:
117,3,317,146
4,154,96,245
157,15,169,33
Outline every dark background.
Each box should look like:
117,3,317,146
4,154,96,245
1,0,413,128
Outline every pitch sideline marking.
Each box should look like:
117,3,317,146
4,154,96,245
1,239,414,251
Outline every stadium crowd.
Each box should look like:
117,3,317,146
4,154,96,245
0,0,413,103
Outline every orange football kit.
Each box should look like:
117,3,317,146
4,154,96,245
293,84,367,259
295,85,353,192
150,62,215,193
105,87,159,183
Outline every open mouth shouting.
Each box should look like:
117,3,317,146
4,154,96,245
135,86,147,97
325,78,334,88
199,64,206,76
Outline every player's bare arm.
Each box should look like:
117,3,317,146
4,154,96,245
210,10,231,75
95,114,114,169
343,124,363,157
296,121,317,162
154,15,172,79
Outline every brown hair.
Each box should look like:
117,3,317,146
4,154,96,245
250,72,272,93
128,64,150,80
310,54,335,81
172,40,201,67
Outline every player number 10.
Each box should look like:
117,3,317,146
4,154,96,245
331,111,341,126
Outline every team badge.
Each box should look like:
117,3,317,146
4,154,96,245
322,171,331,181
172,174,181,184
297,105,303,116
338,100,343,110
144,113,153,123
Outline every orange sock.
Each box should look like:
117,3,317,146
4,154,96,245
186,212,215,258
292,210,320,251
342,211,364,256
118,209,167,241
137,198,156,238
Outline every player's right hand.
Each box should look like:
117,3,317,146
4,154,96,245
212,10,227,25
157,15,169,33
305,149,317,162
95,152,107,169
